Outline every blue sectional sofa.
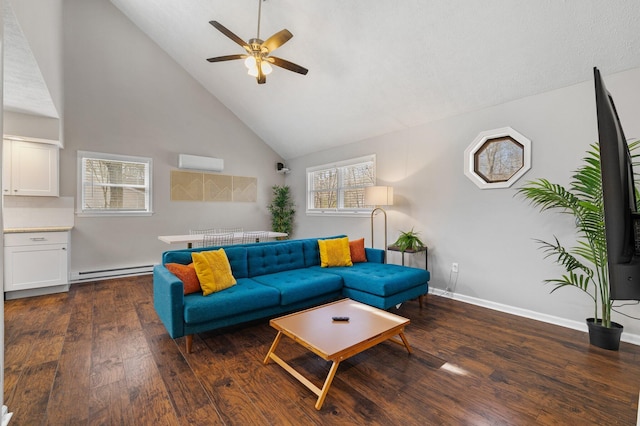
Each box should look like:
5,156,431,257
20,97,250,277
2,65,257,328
153,236,430,352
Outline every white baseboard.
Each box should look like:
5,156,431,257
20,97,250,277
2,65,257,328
428,287,640,347
5,284,70,300
70,264,155,283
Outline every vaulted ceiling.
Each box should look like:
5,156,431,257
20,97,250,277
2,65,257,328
5,1,640,159
3,0,58,119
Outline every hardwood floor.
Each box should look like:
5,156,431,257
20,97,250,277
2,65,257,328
4,275,640,425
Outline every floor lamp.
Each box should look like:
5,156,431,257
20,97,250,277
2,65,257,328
365,186,394,261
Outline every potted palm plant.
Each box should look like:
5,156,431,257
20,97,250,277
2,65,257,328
517,141,639,350
267,185,295,238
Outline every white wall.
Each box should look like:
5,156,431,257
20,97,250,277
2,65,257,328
286,66,640,337
61,0,285,276
3,111,59,142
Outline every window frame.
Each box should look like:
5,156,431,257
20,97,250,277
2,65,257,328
306,154,376,216
464,127,531,189
76,150,153,217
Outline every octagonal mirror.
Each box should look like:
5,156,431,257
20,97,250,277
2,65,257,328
464,127,531,189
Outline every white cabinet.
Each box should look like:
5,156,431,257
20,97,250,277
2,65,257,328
3,139,59,196
4,231,69,292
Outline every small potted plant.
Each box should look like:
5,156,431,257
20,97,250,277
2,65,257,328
390,228,425,252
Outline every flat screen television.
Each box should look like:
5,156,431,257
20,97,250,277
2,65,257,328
594,66,640,300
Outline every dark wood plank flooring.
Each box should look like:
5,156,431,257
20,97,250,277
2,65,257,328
4,275,640,425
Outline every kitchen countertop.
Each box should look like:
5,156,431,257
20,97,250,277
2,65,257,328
4,226,73,234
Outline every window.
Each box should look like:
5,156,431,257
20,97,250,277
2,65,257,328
77,151,153,216
307,155,376,215
464,127,531,189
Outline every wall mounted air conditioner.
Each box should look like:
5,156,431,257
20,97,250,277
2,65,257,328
178,154,224,172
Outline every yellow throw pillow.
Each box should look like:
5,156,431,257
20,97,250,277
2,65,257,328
318,237,353,267
192,248,237,296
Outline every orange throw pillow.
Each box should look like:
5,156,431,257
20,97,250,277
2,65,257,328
165,263,201,295
349,238,367,263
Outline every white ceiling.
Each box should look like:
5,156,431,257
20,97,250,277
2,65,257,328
5,1,640,159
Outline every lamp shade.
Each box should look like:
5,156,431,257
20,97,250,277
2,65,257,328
365,186,394,206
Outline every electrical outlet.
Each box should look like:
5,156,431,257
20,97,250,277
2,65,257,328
451,262,459,273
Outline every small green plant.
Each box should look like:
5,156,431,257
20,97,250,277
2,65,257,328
267,185,295,237
391,228,425,252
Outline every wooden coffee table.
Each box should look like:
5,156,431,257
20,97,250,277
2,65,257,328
263,298,412,410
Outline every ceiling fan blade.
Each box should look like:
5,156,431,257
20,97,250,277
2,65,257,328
267,56,309,75
206,54,247,63
262,29,293,53
209,21,251,53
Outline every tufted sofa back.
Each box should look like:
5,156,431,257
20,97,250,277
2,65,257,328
247,241,305,276
161,235,348,278
163,246,250,278
300,235,346,267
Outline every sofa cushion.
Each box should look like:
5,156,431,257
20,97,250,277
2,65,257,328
247,241,305,276
183,278,280,324
192,249,237,295
251,269,344,306
223,246,249,279
349,238,367,263
165,262,201,294
318,237,353,267
314,262,430,297
301,235,347,267
164,246,249,279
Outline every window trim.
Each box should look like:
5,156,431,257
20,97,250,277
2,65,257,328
306,154,376,217
464,127,531,189
76,150,153,217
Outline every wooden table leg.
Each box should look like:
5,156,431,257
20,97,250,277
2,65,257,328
264,331,283,364
185,335,193,353
265,322,411,410
398,331,412,354
315,360,341,410
264,331,341,410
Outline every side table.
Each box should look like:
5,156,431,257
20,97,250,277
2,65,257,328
387,245,428,308
387,245,428,269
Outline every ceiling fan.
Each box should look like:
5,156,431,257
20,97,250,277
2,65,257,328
206,0,308,84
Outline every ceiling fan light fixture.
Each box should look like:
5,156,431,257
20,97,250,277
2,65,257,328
246,61,272,77
261,61,273,75
244,56,257,69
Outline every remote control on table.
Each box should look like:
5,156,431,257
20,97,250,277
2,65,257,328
332,316,349,322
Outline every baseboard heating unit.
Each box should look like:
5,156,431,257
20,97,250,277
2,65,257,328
71,264,155,282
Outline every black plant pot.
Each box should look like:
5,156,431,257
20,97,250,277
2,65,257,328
586,318,623,351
